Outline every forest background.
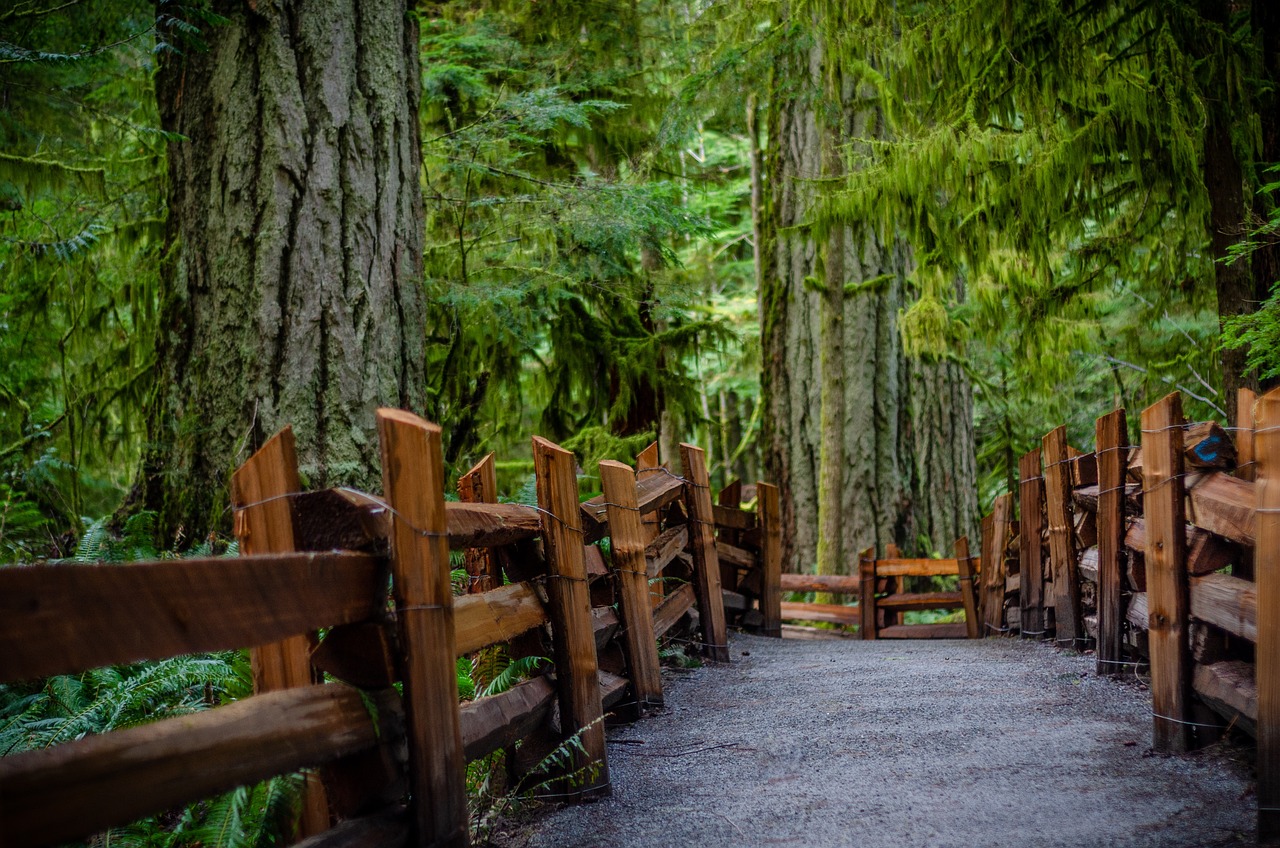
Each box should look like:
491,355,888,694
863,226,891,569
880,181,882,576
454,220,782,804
2,0,1278,578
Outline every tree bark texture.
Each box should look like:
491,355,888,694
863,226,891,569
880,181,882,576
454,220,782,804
146,0,425,537
762,25,978,572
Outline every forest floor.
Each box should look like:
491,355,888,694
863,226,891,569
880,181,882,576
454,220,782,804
493,633,1255,848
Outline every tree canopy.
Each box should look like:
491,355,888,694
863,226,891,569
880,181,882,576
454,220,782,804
0,0,1276,555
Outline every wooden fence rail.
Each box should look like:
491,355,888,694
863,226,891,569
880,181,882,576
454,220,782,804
0,416,783,848
974,385,1280,841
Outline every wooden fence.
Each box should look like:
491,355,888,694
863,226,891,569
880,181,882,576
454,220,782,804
775,539,980,639
0,410,783,848
975,387,1280,841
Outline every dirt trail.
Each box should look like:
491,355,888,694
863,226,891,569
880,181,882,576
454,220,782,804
500,633,1254,848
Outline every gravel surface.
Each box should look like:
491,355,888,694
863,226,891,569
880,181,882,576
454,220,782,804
498,633,1255,848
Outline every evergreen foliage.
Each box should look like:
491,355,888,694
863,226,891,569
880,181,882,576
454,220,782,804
0,0,166,551
418,3,755,483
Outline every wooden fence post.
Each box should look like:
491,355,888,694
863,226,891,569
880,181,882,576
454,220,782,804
680,443,730,662
377,410,469,847
1256,386,1280,841
717,479,744,593
599,460,664,710
1140,392,1192,753
1043,426,1082,648
532,436,610,798
1018,448,1045,637
859,547,877,640
458,453,502,594
1095,408,1128,675
955,536,979,639
1238,389,1257,582
980,494,1013,636
758,482,783,638
229,427,328,839
636,442,664,607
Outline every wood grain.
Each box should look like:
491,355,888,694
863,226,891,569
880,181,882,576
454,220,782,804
758,482,783,637
876,592,963,611
715,539,757,569
1194,660,1257,739
955,536,980,639
874,558,961,578
0,685,390,848
1043,426,1081,647
459,676,556,762
653,582,697,638
877,623,969,639
1256,386,1280,839
680,443,730,662
453,581,550,656
0,552,385,683
456,455,506,594
981,494,1014,636
1096,409,1128,674
712,503,757,531
645,525,689,579
377,410,469,847
779,573,861,594
1141,392,1192,753
1186,472,1256,546
859,547,877,639
600,460,664,709
781,600,861,627
533,435,609,799
1189,572,1256,642
1019,448,1046,636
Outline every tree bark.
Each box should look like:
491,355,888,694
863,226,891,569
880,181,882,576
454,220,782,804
815,58,846,587
762,17,978,572
144,0,425,539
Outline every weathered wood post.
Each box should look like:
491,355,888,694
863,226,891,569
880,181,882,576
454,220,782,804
532,436,610,798
1095,408,1128,675
635,442,665,607
717,479,744,594
1043,426,1082,648
229,427,328,838
377,410,469,847
1140,392,1192,753
1019,448,1045,636
600,460,664,709
458,453,502,593
1256,386,1280,841
680,443,731,662
859,547,877,640
758,481,783,638
980,493,1014,635
955,536,980,639
1238,388,1257,582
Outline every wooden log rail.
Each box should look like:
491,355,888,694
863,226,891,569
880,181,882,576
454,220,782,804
973,386,1280,841
0,423,780,848
856,542,979,640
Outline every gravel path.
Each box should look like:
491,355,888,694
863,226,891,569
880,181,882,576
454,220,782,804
501,633,1255,848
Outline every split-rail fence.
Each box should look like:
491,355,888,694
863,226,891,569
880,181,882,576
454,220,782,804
0,410,783,848
974,386,1280,841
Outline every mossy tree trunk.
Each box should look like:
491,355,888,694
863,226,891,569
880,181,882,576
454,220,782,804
762,22,978,573
142,0,425,539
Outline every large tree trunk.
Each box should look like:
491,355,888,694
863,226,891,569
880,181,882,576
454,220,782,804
144,0,425,538
762,20,978,572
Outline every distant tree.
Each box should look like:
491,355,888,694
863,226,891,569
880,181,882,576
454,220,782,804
140,0,426,539
760,4,979,570
0,0,164,550
820,0,1280,420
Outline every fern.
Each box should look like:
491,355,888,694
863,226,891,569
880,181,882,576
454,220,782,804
479,656,546,699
